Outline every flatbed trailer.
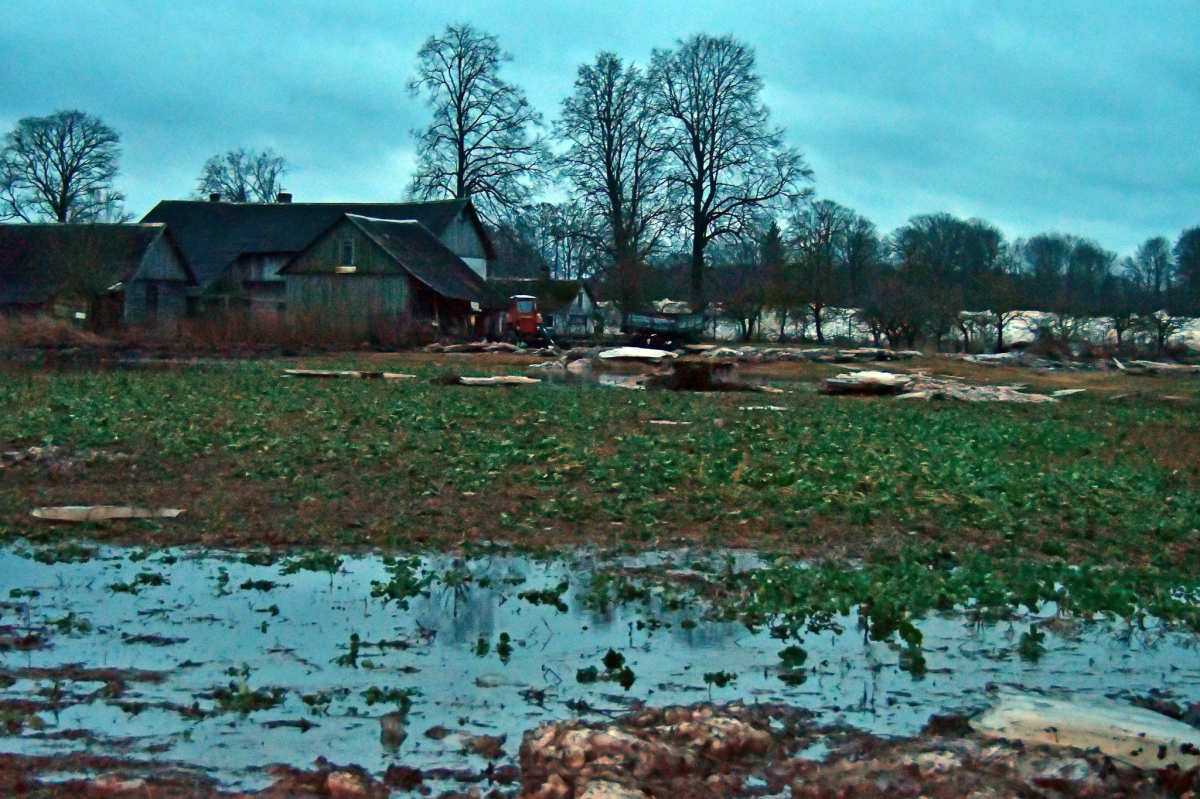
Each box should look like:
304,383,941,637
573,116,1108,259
622,311,706,348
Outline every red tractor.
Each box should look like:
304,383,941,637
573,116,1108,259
504,294,554,347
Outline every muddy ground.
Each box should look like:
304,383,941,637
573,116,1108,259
2,702,1198,798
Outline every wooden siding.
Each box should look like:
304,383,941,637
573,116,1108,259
133,233,192,283
123,233,192,325
286,274,411,328
439,212,487,260
286,221,401,276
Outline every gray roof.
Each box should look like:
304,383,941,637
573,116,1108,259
141,198,493,289
0,223,193,306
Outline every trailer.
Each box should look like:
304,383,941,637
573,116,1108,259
622,310,706,348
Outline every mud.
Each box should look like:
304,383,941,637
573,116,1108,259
3,701,1198,798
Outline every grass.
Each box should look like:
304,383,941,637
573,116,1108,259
0,355,1197,578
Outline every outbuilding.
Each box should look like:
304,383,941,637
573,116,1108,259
0,223,195,328
488,279,598,339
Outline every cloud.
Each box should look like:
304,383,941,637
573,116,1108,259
2,0,1196,252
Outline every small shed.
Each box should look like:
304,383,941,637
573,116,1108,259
488,279,598,338
0,223,195,328
280,214,497,337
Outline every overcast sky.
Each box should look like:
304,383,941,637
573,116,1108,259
3,0,1197,253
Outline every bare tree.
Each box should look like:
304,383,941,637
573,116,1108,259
555,52,672,313
649,34,812,312
0,110,129,222
1175,227,1200,315
710,235,769,340
1125,236,1176,311
407,23,548,224
789,200,855,344
504,202,596,280
196,148,289,202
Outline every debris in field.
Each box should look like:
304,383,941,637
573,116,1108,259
738,405,786,412
825,370,1060,402
963,351,1023,365
901,376,1057,402
598,347,677,362
1051,388,1088,397
822,370,912,395
1123,360,1200,376
567,358,592,373
976,690,1200,770
31,506,184,522
693,346,923,364
432,374,542,386
648,420,691,426
282,369,415,379
1,446,128,471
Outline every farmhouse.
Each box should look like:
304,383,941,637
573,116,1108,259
489,279,598,338
0,223,195,327
140,196,495,318
280,214,497,336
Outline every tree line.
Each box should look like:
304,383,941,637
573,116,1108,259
2,22,1197,351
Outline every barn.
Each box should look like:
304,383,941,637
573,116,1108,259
0,223,195,328
140,197,495,318
280,214,498,337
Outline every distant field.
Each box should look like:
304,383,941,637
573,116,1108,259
1,354,1198,574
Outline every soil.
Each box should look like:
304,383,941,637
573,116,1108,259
1,702,1196,798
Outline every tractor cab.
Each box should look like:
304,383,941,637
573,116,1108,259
504,294,552,346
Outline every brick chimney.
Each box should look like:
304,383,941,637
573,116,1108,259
276,192,292,204
209,193,221,203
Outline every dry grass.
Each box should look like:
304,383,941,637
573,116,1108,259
0,315,111,351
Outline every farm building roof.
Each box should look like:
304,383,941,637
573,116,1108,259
0,223,193,306
141,198,493,289
488,279,592,313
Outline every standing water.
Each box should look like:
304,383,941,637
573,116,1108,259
1,546,1197,790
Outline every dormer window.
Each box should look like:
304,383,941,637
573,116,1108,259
340,238,355,266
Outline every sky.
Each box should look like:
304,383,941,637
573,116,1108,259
3,0,1197,254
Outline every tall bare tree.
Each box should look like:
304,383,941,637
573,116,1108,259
789,200,856,344
1175,227,1200,315
407,23,548,223
0,110,129,222
555,52,672,313
649,34,812,312
196,148,289,202
1126,236,1176,310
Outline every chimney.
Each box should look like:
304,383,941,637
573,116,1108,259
276,192,292,204
209,193,221,203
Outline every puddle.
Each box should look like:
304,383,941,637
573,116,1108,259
2,546,1199,790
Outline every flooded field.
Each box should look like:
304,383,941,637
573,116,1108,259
2,545,1198,791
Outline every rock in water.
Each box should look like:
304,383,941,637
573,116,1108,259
379,711,407,749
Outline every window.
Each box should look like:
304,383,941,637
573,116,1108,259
516,299,535,313
145,283,159,316
340,238,355,266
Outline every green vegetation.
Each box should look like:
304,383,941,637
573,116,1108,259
209,683,287,714
361,686,418,717
108,571,168,595
2,359,1199,632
